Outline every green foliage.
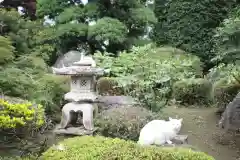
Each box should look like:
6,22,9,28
0,9,42,55
212,6,240,64
213,81,240,109
37,0,70,18
88,17,128,44
0,66,69,117
0,97,45,151
96,77,123,95
172,78,213,105
0,8,68,117
0,67,38,98
56,23,88,38
31,44,56,64
207,64,240,107
40,136,215,160
130,7,157,25
94,44,203,111
207,63,240,84
0,99,44,129
95,106,160,141
36,0,156,54
13,55,48,73
152,0,238,68
33,74,69,115
0,36,14,65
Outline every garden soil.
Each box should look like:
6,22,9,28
163,106,240,160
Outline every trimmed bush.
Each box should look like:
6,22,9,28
172,78,213,105
213,80,240,109
34,74,70,115
95,106,160,141
0,98,44,129
96,77,123,95
0,97,45,154
40,136,214,160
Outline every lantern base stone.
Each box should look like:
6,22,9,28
54,125,97,136
58,102,95,131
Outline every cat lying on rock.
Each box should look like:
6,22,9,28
138,117,183,146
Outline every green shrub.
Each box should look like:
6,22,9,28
213,80,240,109
40,136,214,160
212,6,240,64
172,78,213,105
0,66,69,118
96,77,123,95
0,67,37,98
13,55,48,73
95,106,160,141
207,64,240,108
0,36,14,65
0,98,44,129
207,64,240,83
0,97,45,152
94,44,203,111
33,74,70,116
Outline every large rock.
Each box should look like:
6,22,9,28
218,92,240,131
53,50,85,68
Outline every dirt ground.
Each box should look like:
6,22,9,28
162,106,240,160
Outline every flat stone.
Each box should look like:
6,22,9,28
95,96,139,110
172,135,188,144
54,125,97,136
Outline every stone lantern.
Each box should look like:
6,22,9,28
52,52,104,135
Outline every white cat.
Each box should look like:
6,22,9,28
138,117,183,146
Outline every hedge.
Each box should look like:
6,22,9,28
172,78,213,105
40,136,215,160
213,80,240,109
95,106,160,141
0,98,44,129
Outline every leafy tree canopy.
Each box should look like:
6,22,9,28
152,0,238,70
0,9,43,56
36,0,157,55
212,6,240,65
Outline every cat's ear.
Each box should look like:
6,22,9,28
179,118,183,122
169,117,172,121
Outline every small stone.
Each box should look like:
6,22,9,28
172,135,188,144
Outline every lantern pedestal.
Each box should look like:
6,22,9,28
64,92,97,102
52,52,103,136
59,102,95,130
